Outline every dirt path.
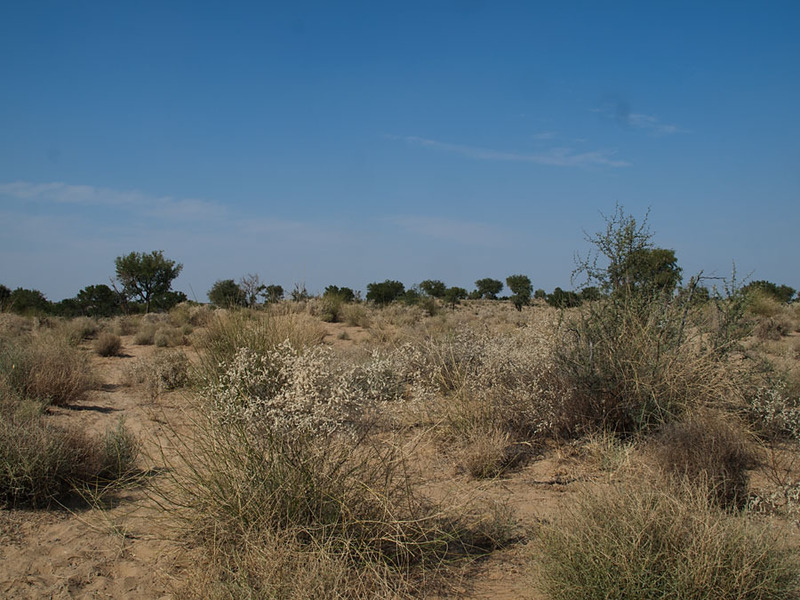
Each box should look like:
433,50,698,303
0,338,188,600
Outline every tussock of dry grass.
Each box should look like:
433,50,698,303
535,477,800,600
0,331,95,406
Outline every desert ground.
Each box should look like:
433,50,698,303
2,296,800,599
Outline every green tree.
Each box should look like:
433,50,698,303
0,284,11,311
419,280,447,298
506,275,532,311
208,279,247,308
742,280,796,304
443,286,468,308
366,280,405,305
474,278,503,299
8,287,51,315
546,287,582,308
579,286,602,302
76,284,122,317
324,285,356,303
114,250,183,313
575,205,681,298
261,284,284,303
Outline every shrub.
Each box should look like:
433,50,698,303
651,410,758,508
0,332,95,406
0,403,138,508
94,332,122,357
123,350,190,400
154,326,186,347
62,316,99,345
535,480,800,600
158,338,512,597
134,322,156,345
197,310,326,385
342,303,371,327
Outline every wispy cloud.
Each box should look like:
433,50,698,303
593,101,687,135
389,135,630,168
532,131,559,140
387,216,511,247
0,181,225,220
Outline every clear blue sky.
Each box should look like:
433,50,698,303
1,1,798,301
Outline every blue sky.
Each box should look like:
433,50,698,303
1,1,798,302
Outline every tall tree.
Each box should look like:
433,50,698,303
419,280,447,298
114,250,183,313
474,278,504,299
208,279,247,308
506,275,532,311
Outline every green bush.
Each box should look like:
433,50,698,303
535,480,800,600
366,280,405,306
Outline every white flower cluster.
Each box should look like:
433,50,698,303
204,341,404,435
749,383,800,441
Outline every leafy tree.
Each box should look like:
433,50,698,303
114,250,183,313
419,280,447,299
579,286,602,302
366,280,405,306
153,290,188,311
76,284,122,317
0,284,10,311
615,247,682,297
575,205,681,298
443,286,468,308
324,285,356,303
261,284,284,303
534,288,547,300
8,287,51,315
742,280,796,304
474,278,503,299
208,279,247,308
546,287,582,308
402,287,422,305
506,275,532,311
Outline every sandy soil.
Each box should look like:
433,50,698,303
4,323,793,599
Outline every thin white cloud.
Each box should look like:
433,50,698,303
389,135,630,168
532,131,559,140
592,103,687,135
0,181,225,220
387,215,511,247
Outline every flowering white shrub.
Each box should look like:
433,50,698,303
204,341,404,435
749,383,800,441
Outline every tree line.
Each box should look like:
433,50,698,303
2,244,797,318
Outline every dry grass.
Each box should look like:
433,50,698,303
122,349,190,401
0,330,95,406
94,331,123,356
651,409,759,508
0,397,138,508
534,477,800,600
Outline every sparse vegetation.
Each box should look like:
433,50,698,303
535,479,800,600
